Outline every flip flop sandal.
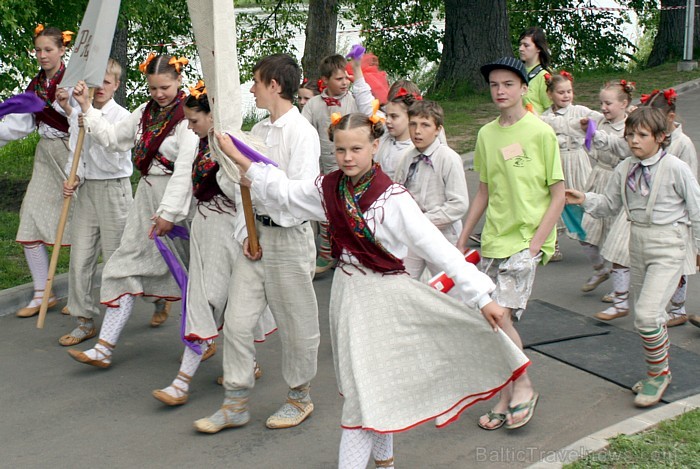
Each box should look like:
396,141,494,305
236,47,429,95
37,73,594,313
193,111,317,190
505,393,539,430
478,410,507,430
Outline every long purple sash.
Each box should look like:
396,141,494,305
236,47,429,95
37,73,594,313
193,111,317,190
153,225,202,355
0,93,46,119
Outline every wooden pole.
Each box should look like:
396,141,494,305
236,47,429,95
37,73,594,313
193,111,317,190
240,186,260,255
37,88,94,329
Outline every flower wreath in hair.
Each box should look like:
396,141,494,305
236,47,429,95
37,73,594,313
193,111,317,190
34,24,74,46
189,80,207,100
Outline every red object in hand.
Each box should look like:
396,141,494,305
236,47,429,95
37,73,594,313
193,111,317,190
429,249,481,294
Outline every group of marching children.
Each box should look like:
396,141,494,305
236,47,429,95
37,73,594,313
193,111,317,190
9,20,700,468
528,27,700,407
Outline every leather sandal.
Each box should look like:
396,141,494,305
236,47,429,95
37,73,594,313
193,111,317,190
375,457,395,468
58,318,97,346
150,300,170,327
478,410,507,430
152,371,191,406
67,339,114,368
16,290,58,318
594,292,629,321
265,398,314,429
505,393,539,430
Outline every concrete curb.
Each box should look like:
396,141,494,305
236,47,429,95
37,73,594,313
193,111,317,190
527,393,700,468
0,265,103,318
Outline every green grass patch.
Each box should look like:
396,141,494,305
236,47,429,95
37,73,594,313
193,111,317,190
566,408,700,468
436,62,700,154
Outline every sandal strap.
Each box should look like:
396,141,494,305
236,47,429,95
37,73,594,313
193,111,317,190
176,371,192,384
375,456,394,468
486,410,507,421
97,338,116,350
285,398,309,413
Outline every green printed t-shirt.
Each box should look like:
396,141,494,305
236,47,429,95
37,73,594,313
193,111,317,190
474,111,563,264
523,65,552,115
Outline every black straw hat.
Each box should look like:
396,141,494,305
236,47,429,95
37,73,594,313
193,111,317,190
480,57,529,85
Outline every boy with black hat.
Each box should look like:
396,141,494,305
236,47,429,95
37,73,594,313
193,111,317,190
457,56,565,431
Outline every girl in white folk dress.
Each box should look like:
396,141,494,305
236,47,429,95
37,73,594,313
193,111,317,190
216,113,529,469
0,25,75,318
67,54,199,368
152,81,275,406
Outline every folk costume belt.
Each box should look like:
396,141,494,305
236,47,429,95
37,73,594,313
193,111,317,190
255,214,307,228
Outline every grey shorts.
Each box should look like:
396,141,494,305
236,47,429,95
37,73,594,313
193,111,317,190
480,248,542,320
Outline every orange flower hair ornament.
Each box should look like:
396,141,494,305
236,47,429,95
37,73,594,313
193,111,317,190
34,24,44,36
317,79,326,93
559,70,573,82
169,56,189,74
189,80,207,100
330,112,342,126
543,73,552,83
139,52,156,74
368,99,386,124
62,30,75,46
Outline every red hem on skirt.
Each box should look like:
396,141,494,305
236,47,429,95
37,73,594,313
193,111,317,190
101,292,181,308
254,327,278,343
184,333,218,341
339,361,531,434
16,239,71,247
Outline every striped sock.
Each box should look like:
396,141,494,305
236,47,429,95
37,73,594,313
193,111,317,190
639,326,670,378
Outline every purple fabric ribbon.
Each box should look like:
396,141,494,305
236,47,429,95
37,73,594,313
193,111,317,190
227,133,278,167
346,44,366,60
0,92,46,120
153,225,202,355
584,118,597,151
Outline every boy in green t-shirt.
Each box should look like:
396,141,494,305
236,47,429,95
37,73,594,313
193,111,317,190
457,56,565,431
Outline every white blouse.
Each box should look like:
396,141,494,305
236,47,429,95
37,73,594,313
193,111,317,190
82,101,199,222
245,162,496,310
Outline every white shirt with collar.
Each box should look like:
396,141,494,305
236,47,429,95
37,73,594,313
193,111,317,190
64,99,132,182
583,149,700,250
393,138,469,238
233,106,320,242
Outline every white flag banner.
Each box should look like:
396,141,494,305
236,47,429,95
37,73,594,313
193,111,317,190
60,0,122,88
187,0,267,183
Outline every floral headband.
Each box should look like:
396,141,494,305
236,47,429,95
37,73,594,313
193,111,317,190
544,70,573,84
189,80,207,100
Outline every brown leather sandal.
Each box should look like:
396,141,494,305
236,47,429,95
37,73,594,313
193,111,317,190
67,339,115,368
152,371,191,406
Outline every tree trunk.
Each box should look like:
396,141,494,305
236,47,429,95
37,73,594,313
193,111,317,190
301,0,338,83
110,25,129,107
433,0,512,93
647,0,686,67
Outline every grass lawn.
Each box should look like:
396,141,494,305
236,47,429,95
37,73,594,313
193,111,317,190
565,408,700,468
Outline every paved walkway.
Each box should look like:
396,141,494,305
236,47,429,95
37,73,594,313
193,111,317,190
2,84,700,468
